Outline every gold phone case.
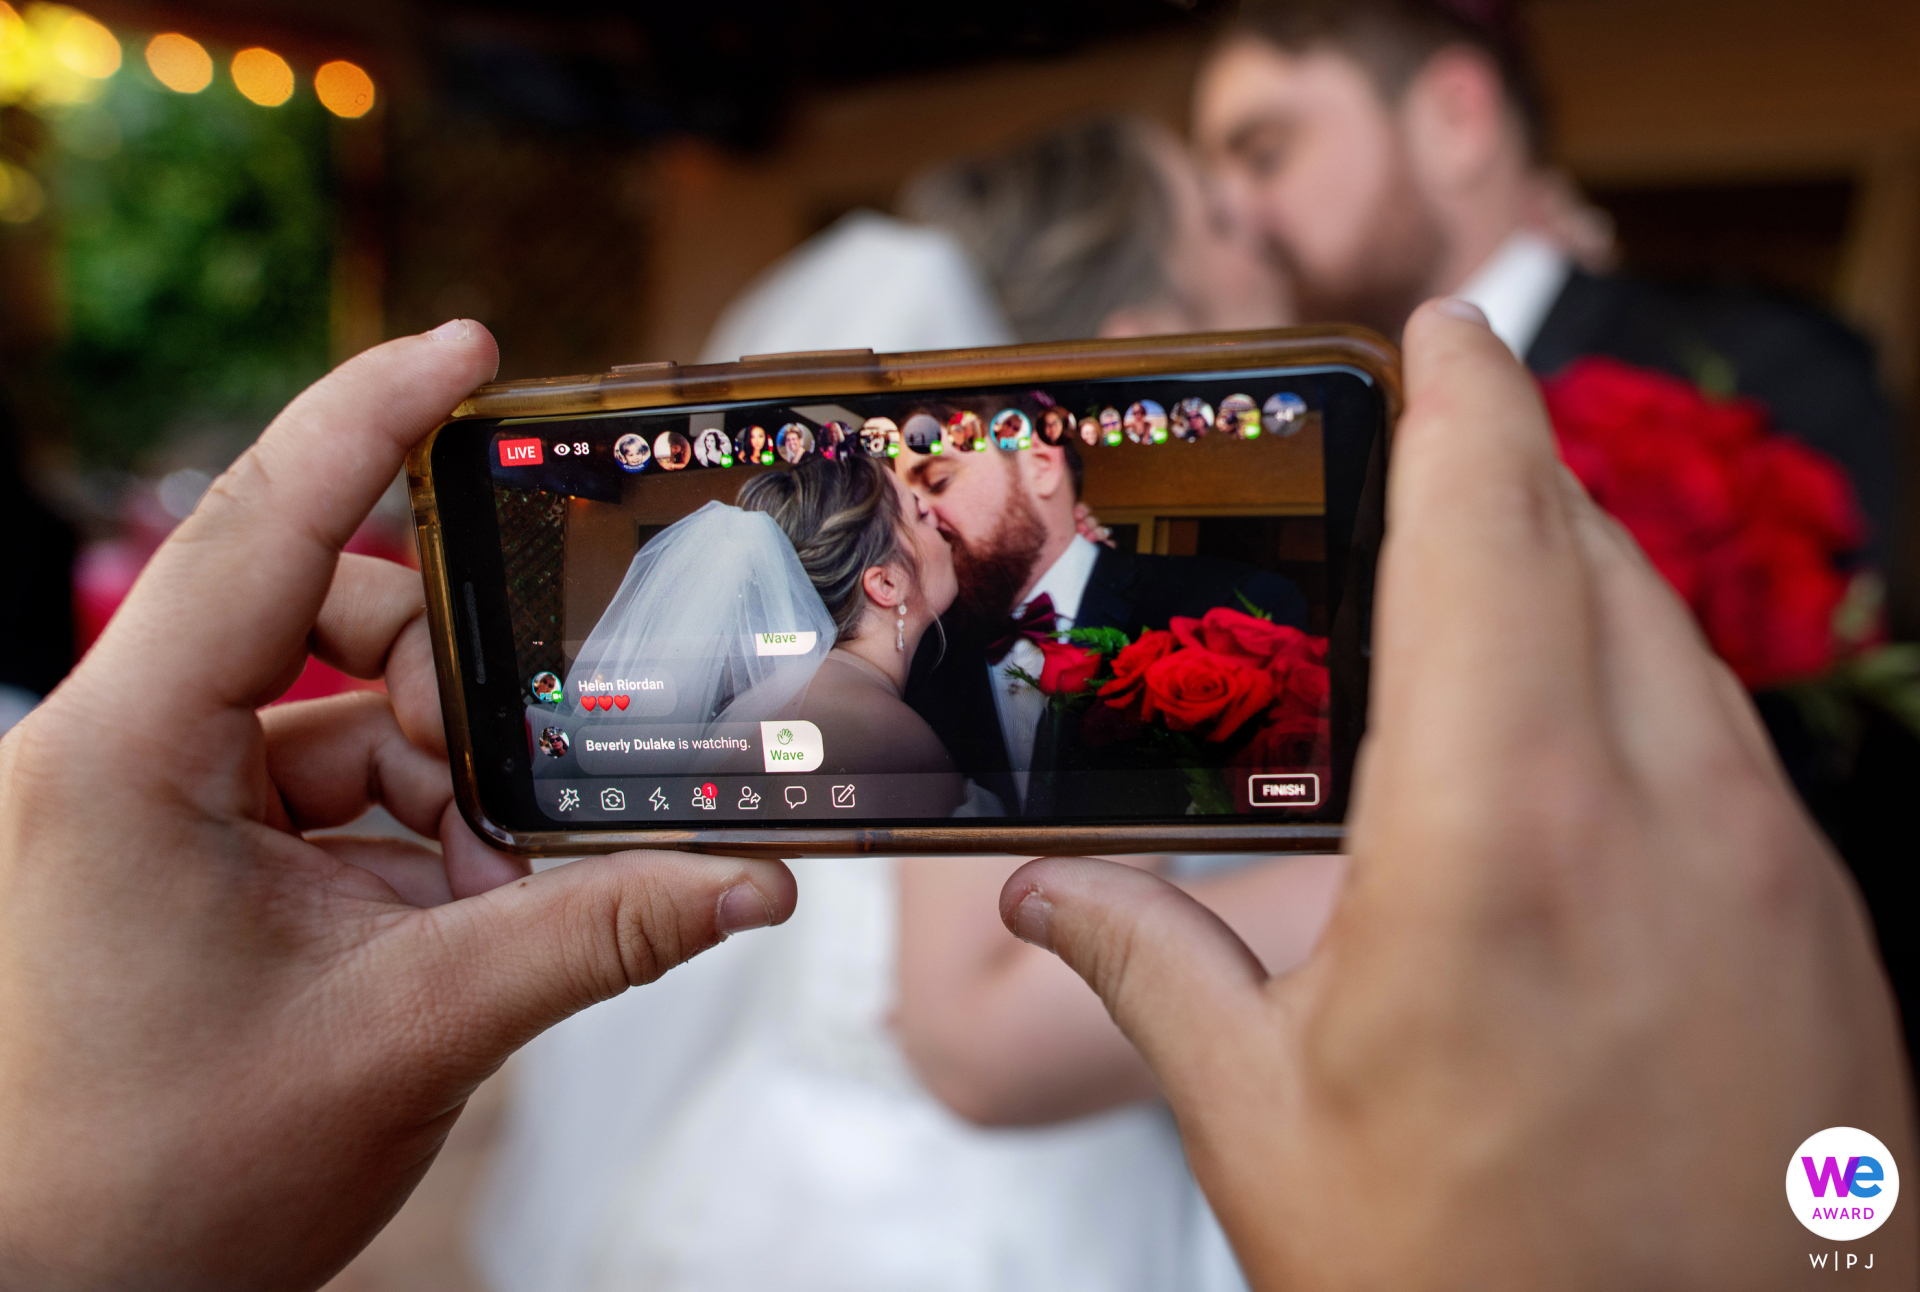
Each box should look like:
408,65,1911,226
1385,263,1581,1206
408,326,1400,856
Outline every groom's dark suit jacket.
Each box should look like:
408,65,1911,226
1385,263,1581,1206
1528,269,1919,1044
905,547,1307,818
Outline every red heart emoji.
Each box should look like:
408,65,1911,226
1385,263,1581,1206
614,694,630,710
599,695,614,710
581,697,594,712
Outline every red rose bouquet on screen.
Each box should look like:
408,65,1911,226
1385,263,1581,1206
1019,603,1331,815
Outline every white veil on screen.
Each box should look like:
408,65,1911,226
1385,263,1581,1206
565,501,835,735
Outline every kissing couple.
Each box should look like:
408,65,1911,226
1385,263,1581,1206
571,429,1308,819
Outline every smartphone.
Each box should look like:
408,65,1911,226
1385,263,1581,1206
408,328,1396,856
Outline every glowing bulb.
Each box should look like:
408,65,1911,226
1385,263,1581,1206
50,9,118,78
145,32,211,93
230,45,292,107
313,59,373,118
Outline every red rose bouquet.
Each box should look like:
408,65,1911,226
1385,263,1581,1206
1018,603,1330,815
1542,357,1919,738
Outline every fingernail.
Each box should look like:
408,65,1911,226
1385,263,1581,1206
427,318,472,341
1433,297,1489,327
1005,888,1054,950
716,882,775,938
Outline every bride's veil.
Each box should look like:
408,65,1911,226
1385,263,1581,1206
564,501,836,732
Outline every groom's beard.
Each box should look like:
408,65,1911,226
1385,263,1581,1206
1278,148,1448,341
947,489,1048,629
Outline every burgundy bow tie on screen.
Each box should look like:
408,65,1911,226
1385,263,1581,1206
986,594,1059,664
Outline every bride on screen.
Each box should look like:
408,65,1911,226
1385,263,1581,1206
737,453,976,803
565,453,979,810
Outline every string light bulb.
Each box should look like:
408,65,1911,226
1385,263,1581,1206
230,45,292,107
145,33,211,93
313,59,373,118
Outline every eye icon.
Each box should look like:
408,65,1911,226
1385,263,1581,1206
777,728,793,745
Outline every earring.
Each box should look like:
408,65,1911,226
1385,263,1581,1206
896,601,908,653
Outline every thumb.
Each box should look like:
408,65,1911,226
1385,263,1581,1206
393,851,797,1059
1000,857,1267,1099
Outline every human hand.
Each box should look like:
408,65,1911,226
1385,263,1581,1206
0,322,796,1292
1000,300,1914,1287
1072,500,1114,548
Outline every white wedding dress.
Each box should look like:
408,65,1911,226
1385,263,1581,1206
470,212,1248,1292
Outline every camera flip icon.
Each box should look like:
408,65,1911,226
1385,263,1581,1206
600,787,626,812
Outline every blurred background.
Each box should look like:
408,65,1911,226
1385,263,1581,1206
2,0,1918,1285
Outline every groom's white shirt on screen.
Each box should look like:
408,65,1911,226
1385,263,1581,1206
993,535,1101,808
1455,230,1571,360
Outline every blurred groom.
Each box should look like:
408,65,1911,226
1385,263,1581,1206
1191,0,1918,1030
900,433,1305,817
1194,0,1898,567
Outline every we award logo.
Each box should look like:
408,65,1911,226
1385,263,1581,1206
1787,1127,1899,1242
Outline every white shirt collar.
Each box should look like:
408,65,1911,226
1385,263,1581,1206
1016,535,1101,629
1454,231,1572,360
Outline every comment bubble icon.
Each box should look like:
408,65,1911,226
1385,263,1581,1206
784,785,807,809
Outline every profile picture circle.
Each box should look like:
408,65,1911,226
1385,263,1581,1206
946,410,985,452
902,413,943,455
991,409,1033,450
1038,405,1074,445
1172,398,1214,442
818,421,851,460
735,424,775,465
1123,400,1167,444
1263,391,1309,437
1218,393,1260,438
693,427,734,467
538,726,570,758
528,671,563,705
653,430,692,471
860,417,897,457
612,432,650,472
776,422,815,465
1097,407,1123,446
1078,412,1100,447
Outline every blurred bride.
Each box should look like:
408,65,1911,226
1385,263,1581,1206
471,117,1323,1292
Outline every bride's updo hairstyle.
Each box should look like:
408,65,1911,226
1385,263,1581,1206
737,455,919,641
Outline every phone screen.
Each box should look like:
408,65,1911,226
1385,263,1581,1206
433,363,1383,834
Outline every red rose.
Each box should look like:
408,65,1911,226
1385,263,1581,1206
1170,607,1314,669
1140,649,1274,742
1098,629,1177,714
1035,641,1103,695
1696,526,1847,689
1230,709,1327,775
1541,357,1869,690
1738,437,1864,552
1276,657,1329,716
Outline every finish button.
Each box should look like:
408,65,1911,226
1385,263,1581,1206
1248,773,1320,808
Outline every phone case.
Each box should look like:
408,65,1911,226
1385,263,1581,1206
408,325,1400,856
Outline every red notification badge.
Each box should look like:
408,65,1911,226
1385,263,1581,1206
497,437,544,466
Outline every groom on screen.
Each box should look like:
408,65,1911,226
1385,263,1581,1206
899,433,1307,818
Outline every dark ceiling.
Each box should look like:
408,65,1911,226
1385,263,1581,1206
90,0,1234,149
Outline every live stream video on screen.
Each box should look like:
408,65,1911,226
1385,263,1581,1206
488,374,1349,826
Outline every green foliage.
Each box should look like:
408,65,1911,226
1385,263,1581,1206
50,63,333,467
1064,625,1130,655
